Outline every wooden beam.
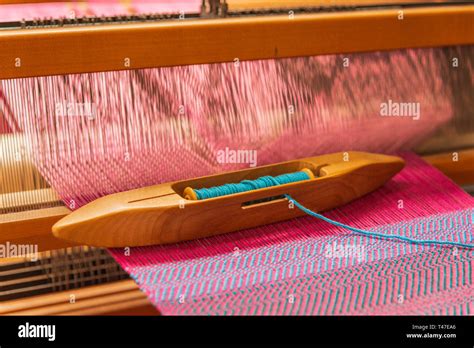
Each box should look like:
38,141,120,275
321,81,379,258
424,149,474,186
0,5,472,78
0,279,159,315
228,0,443,10
0,206,73,251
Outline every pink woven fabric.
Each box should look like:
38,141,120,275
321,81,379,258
110,154,474,315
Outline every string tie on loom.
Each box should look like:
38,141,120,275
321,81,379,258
192,171,474,249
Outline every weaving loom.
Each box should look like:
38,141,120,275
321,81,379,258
1,0,473,317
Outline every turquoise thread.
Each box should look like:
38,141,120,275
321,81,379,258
193,171,474,249
285,194,474,250
194,171,310,200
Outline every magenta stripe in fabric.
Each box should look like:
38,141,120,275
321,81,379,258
110,154,474,315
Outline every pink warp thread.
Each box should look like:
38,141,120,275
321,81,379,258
1,48,454,208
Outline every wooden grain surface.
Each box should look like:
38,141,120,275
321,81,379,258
0,279,159,315
424,149,474,186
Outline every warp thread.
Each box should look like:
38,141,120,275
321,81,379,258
193,172,474,249
2,47,461,209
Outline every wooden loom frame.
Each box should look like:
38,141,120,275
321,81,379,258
1,2,474,315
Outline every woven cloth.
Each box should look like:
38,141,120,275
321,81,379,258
110,153,474,315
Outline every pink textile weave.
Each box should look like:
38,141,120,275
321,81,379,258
110,154,474,315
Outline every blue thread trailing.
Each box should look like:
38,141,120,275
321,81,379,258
194,171,310,200
284,195,474,250
193,171,474,249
